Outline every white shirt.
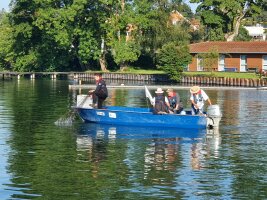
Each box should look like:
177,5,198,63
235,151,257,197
190,89,209,109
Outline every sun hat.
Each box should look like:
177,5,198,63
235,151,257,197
155,88,164,94
166,88,173,93
190,86,200,94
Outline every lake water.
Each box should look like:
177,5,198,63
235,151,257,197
0,79,266,200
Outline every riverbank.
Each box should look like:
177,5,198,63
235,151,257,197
1,71,266,87
73,72,267,88
69,84,263,90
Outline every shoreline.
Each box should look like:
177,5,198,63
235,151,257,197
69,84,264,90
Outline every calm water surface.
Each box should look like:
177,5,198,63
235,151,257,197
0,79,266,200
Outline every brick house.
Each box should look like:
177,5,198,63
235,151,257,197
188,41,267,72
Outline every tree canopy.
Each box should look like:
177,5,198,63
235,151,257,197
0,0,198,72
191,0,265,41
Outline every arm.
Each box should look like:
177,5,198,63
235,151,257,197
191,99,199,109
165,96,171,108
207,98,212,106
175,94,181,109
88,89,95,95
152,97,155,107
201,90,212,106
95,82,102,93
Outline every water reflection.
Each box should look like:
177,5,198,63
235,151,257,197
2,80,267,199
76,123,208,141
76,123,222,184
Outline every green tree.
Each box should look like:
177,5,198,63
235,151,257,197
157,42,191,81
2,0,196,72
112,40,141,71
9,0,102,71
235,26,252,41
0,11,13,70
191,0,263,41
131,0,192,67
33,0,100,71
197,47,219,73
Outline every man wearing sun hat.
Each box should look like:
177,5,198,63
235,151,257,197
190,86,212,115
152,88,170,114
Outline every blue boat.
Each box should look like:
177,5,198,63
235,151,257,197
76,96,222,130
77,105,210,129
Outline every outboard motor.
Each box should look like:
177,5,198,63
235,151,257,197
206,105,222,129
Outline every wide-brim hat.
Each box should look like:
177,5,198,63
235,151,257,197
190,86,200,94
155,88,164,94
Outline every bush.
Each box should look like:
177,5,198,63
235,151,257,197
157,42,192,81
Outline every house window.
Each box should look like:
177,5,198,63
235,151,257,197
197,57,203,71
218,54,225,71
263,55,267,70
240,55,247,72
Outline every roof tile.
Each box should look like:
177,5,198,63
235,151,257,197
189,41,267,53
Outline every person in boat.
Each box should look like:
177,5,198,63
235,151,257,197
190,86,212,115
152,88,171,114
88,73,108,109
166,88,184,114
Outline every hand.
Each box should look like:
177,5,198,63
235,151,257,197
88,89,95,94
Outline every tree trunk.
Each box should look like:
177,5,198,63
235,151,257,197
225,13,245,41
121,0,125,13
119,62,128,71
99,38,107,71
99,54,107,71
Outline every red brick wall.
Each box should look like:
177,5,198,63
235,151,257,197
225,54,240,71
188,54,198,71
247,54,263,70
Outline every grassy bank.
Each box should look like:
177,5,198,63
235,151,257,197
87,69,259,79
183,72,259,79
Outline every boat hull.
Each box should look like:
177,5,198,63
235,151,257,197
77,106,208,129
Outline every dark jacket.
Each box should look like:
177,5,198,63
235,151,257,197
167,92,183,110
95,79,108,99
153,95,169,114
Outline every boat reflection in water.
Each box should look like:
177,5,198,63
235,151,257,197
76,123,211,141
75,124,221,178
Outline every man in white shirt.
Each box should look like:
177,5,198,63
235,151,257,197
190,86,212,115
